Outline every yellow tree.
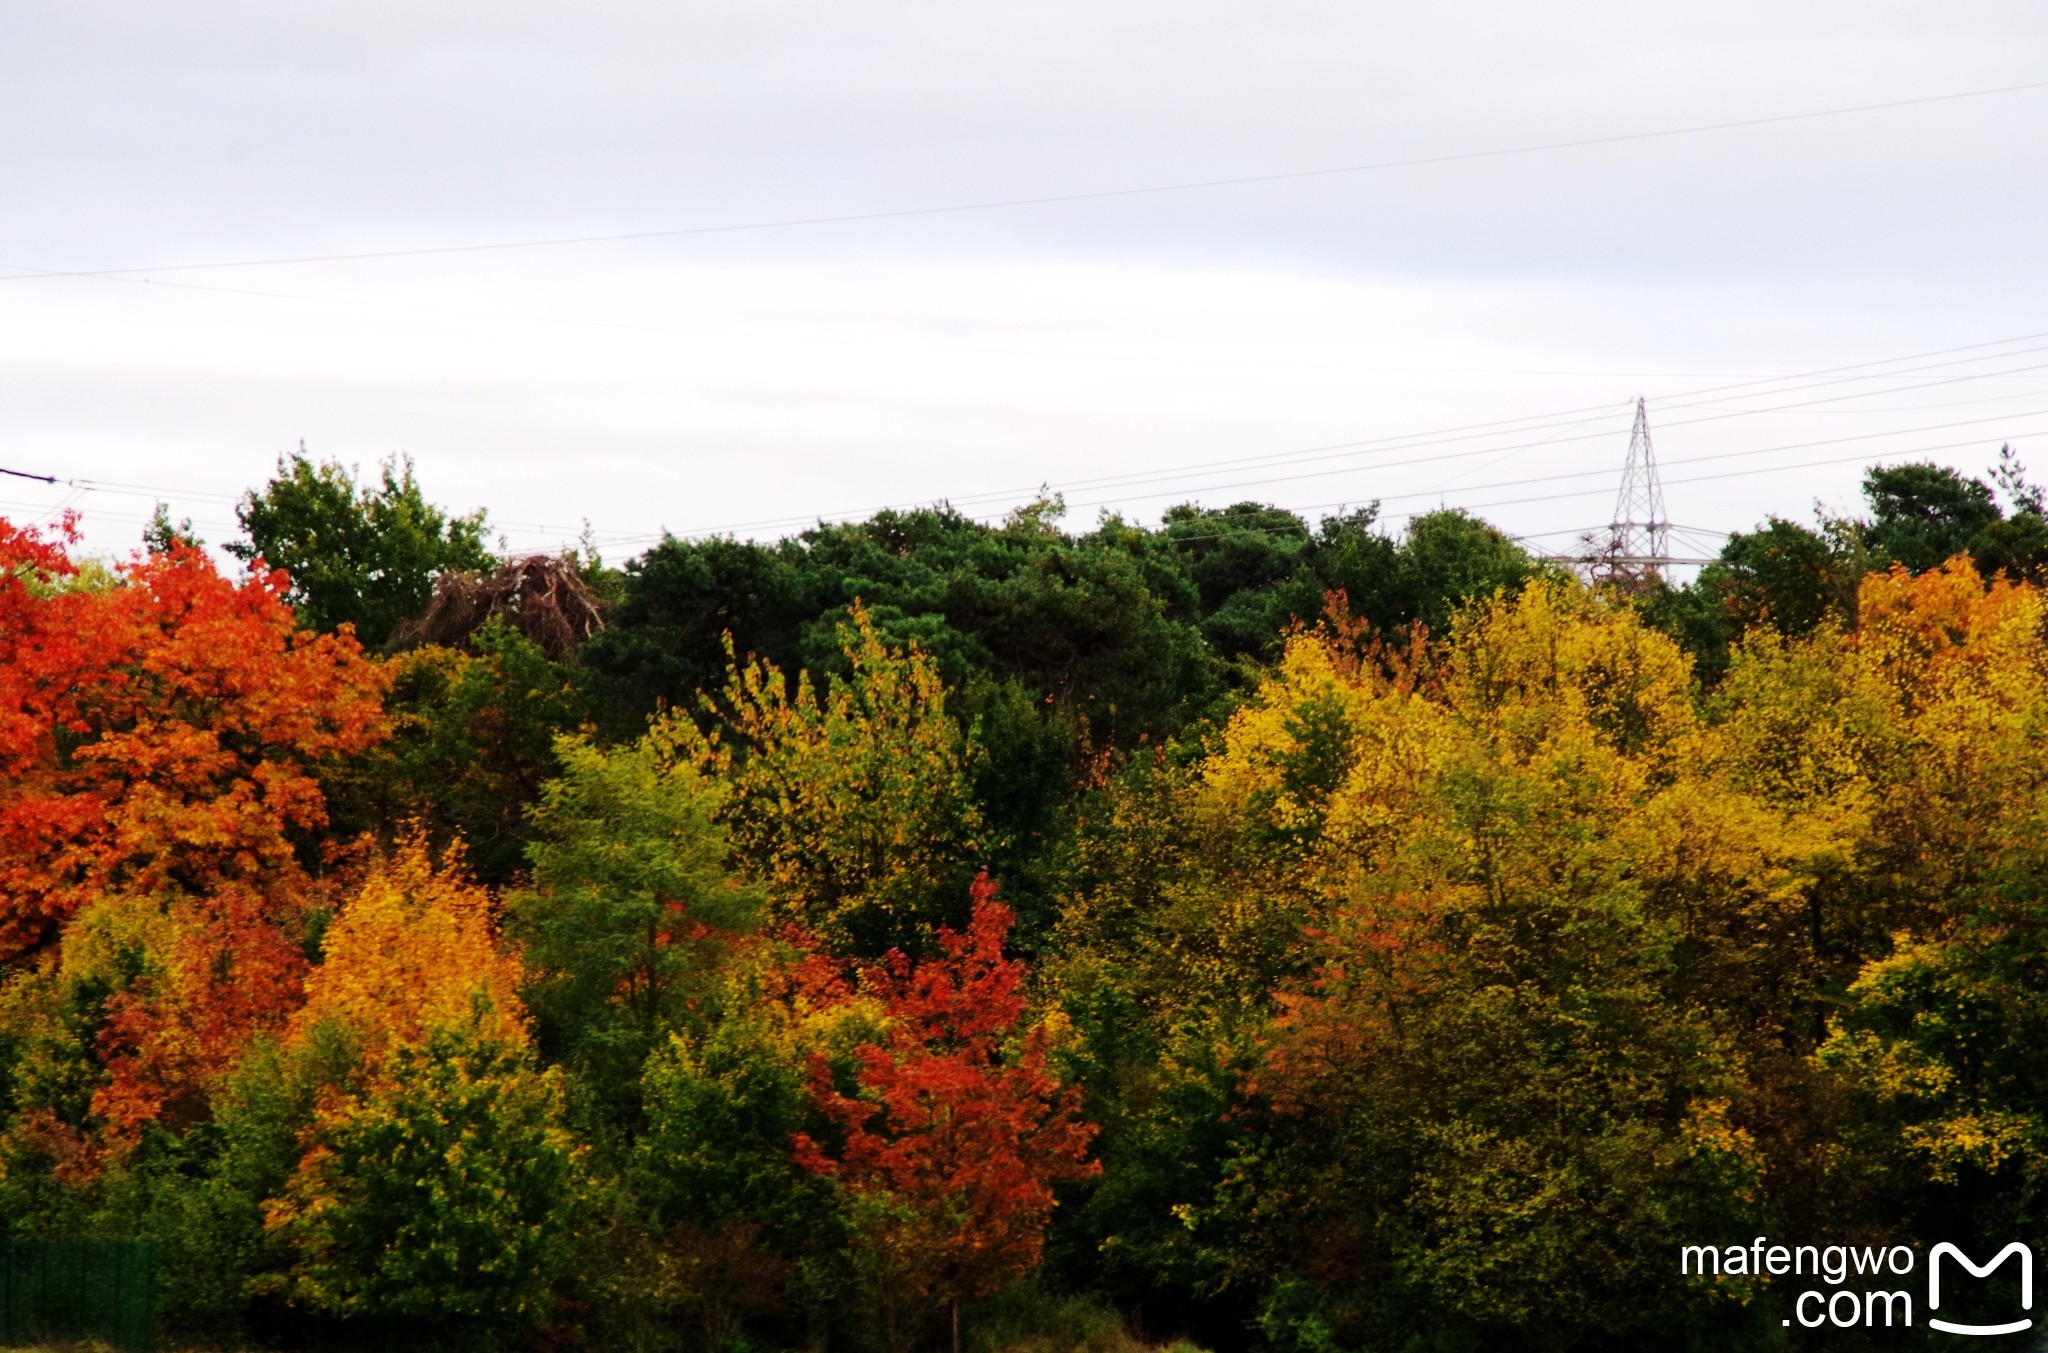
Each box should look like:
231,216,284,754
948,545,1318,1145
1699,559,2048,1039
1146,582,1773,1343
288,838,525,1060
685,604,985,953
1790,561,2048,1241
259,839,580,1329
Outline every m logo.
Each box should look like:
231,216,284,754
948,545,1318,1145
1928,1242,2034,1336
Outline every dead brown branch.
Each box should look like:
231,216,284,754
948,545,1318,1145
393,554,604,657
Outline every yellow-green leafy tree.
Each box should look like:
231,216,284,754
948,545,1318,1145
1053,582,1783,1348
255,841,582,1331
1804,562,2048,1244
688,604,985,954
510,727,760,1132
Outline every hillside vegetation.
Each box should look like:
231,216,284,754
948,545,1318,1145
5,451,2048,1351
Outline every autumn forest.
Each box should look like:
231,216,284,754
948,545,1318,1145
6,450,2048,1352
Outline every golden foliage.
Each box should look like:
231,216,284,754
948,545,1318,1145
293,836,527,1060
679,604,984,950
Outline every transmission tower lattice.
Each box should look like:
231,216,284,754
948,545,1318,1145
1601,396,1671,583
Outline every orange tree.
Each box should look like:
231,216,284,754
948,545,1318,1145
793,874,1097,1351
0,521,386,965
1798,563,2048,1247
0,521,386,1175
130,840,574,1339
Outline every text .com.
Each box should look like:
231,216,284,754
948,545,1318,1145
1680,1238,2034,1335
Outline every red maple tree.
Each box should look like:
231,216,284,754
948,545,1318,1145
0,519,387,1150
93,881,316,1136
792,874,1098,1349
0,521,386,965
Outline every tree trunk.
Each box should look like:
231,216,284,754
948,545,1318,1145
951,1297,961,1353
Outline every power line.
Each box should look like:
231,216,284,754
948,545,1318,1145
12,328,2047,555
23,359,2040,555
3,78,2044,284
1045,353,2048,510
1062,416,2048,519
685,328,2048,536
1510,433,2048,518
1027,387,2048,525
1601,397,1671,582
1343,429,2048,531
622,341,2048,544
9,420,2032,566
1066,424,2043,555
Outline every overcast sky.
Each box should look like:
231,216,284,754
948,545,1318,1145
3,0,2045,563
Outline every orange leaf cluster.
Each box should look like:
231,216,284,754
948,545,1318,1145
792,875,1097,1303
94,882,314,1137
0,522,388,964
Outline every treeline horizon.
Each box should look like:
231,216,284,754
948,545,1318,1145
6,445,2048,1352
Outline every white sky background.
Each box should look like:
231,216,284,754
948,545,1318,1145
2,0,2045,564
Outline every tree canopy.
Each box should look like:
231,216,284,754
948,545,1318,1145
10,452,2048,1350
229,449,491,646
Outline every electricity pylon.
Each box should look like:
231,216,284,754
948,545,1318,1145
1595,396,1671,587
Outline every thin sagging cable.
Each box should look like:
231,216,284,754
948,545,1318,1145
641,356,2048,544
1061,421,2048,520
3,78,2044,283
642,332,2048,542
1047,365,2048,512
19,326,2048,552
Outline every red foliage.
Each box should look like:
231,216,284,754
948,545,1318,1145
0,520,387,1151
0,523,387,964
1252,893,1446,1113
791,875,1098,1304
94,882,315,1137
